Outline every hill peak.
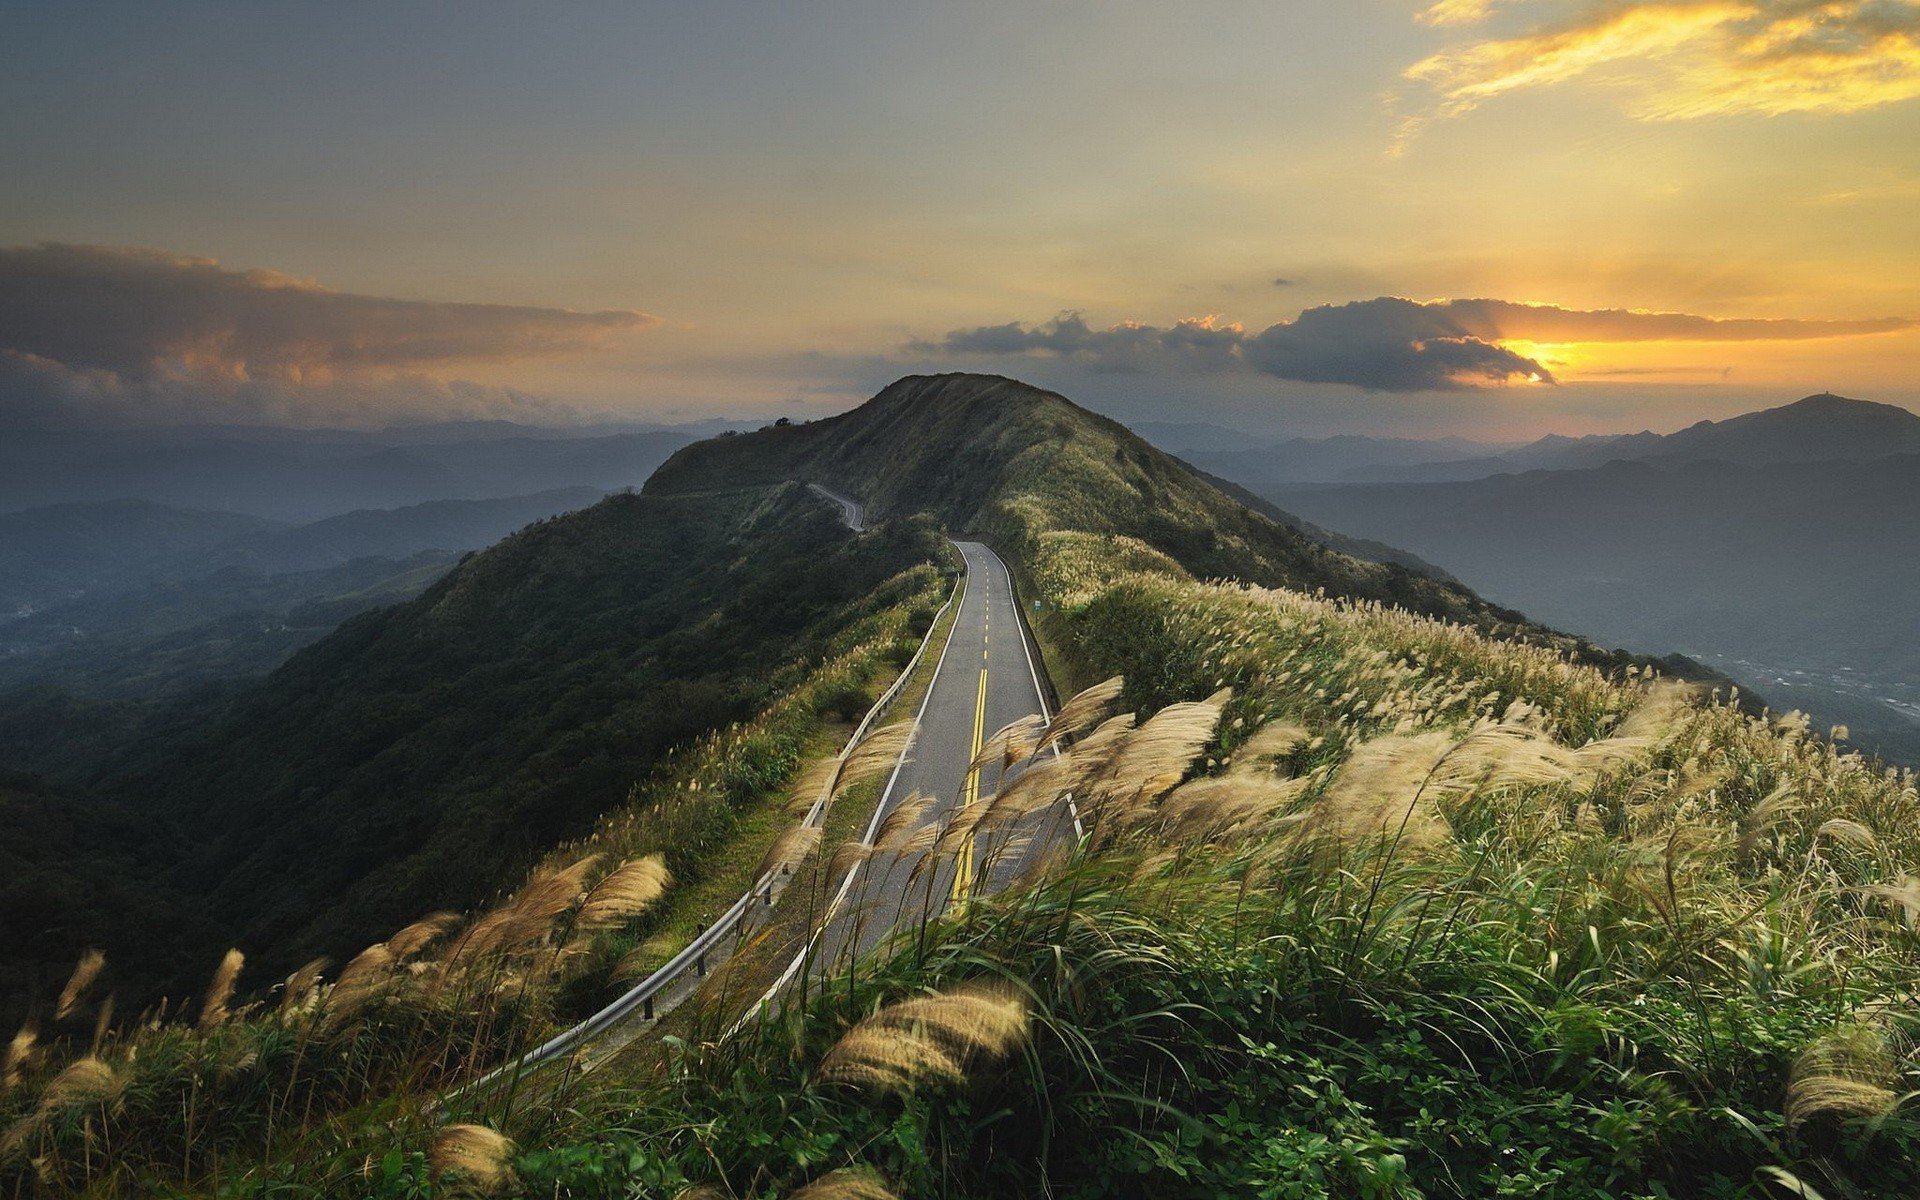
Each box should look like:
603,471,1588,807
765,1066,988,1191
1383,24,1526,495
649,372,1513,626
1777,391,1907,416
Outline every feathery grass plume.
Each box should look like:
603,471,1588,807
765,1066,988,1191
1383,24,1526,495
788,1167,900,1200
972,713,1046,774
197,948,244,1030
88,996,114,1057
818,1023,963,1093
1863,874,1920,928
816,980,1028,1095
1299,730,1457,857
334,943,393,992
1786,1026,1899,1130
873,792,934,851
2,1025,34,1093
1089,694,1228,824
38,1056,124,1115
4,1057,123,1158
786,754,843,817
53,950,104,1023
386,911,459,959
1736,783,1802,861
1073,711,1138,760
578,854,672,929
879,981,1030,1057
1233,720,1309,771
517,853,603,923
827,838,874,881
1039,675,1125,752
454,854,602,962
1614,680,1695,742
672,1187,728,1200
1156,774,1309,843
979,757,1072,829
930,803,989,860
834,720,914,800
1053,713,1137,795
885,821,941,858
759,823,824,877
322,944,395,1025
1815,818,1879,854
429,1123,517,1193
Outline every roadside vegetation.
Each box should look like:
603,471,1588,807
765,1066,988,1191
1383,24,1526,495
0,486,956,1193
456,521,1917,1199
5,375,1916,1195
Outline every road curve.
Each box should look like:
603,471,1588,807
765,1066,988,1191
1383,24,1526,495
806,482,864,531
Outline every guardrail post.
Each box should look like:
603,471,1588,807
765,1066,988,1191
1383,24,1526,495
643,996,654,1021
696,953,707,977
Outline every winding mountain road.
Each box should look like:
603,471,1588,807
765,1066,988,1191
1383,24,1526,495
460,484,1073,1097
761,488,1076,991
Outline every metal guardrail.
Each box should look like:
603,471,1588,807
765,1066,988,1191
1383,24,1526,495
458,566,962,1095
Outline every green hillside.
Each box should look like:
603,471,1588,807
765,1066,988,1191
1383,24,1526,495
648,374,1506,622
6,375,1916,1198
0,483,951,1024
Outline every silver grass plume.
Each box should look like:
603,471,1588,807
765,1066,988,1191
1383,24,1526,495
577,855,672,929
197,949,245,1030
429,1123,516,1193
54,950,105,1023
1038,675,1126,752
816,980,1029,1095
788,1168,900,1200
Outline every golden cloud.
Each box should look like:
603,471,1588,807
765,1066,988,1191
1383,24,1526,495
0,243,659,426
0,243,656,381
919,296,1909,392
1406,0,1920,122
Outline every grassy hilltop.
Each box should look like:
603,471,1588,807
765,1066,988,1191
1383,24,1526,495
6,375,1917,1198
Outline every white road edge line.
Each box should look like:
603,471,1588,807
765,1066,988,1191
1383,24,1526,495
729,541,973,1033
998,549,1085,840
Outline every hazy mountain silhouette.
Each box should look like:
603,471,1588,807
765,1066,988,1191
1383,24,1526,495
0,425,696,522
1265,442,1920,763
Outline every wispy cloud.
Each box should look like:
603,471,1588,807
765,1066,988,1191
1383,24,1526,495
916,297,1909,392
1418,0,1512,27
1405,0,1920,127
0,243,657,426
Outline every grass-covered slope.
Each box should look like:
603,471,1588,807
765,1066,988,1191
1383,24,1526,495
648,374,1513,625
455,377,1914,1200
11,374,1915,1198
0,484,950,1023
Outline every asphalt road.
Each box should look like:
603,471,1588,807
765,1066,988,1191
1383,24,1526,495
459,484,1075,1092
807,482,864,531
807,525,1074,975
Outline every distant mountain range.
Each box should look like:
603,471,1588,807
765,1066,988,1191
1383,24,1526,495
2,489,604,614
1175,393,1920,487
0,489,606,698
0,422,705,522
1203,395,1920,764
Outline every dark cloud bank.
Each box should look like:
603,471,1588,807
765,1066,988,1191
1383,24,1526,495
0,243,656,427
919,298,1908,392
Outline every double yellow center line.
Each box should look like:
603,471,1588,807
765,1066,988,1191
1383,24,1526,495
950,623,990,902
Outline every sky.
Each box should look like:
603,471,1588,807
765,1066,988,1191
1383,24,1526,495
1,0,1916,438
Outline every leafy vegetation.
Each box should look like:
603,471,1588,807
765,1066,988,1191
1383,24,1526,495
0,484,950,1025
6,373,1915,1196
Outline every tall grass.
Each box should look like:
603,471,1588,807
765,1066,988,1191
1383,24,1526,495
0,566,949,1195
424,524,1919,1198
11,458,1920,1195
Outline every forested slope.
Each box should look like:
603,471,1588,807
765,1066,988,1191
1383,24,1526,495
0,483,949,1021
